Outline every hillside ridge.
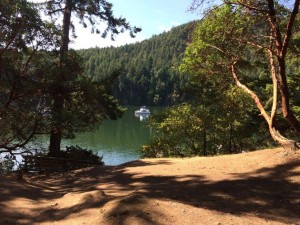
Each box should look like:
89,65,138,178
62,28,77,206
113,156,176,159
78,22,197,106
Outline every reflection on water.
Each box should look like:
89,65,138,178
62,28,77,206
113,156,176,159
135,114,150,121
45,106,162,166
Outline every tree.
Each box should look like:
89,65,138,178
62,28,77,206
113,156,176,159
144,103,205,158
145,73,264,158
78,22,195,106
37,0,141,156
0,0,59,154
184,1,300,149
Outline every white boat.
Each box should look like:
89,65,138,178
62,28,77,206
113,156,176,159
134,106,150,115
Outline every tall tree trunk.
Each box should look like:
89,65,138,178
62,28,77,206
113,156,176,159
267,0,300,134
277,58,300,134
228,123,233,153
48,95,64,156
203,125,207,156
49,0,72,156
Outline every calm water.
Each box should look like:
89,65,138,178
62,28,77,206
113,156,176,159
42,106,162,165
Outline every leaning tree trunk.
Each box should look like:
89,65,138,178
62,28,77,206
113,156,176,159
48,0,72,156
231,62,299,150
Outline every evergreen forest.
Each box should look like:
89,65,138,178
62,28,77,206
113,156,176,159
1,1,300,224
1,0,300,173
78,18,300,156
78,22,196,106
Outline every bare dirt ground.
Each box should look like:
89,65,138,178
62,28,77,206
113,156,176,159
0,147,299,225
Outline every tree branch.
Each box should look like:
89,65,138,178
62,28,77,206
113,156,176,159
267,46,278,126
231,61,271,122
266,0,283,53
0,118,39,153
224,0,268,13
281,0,300,58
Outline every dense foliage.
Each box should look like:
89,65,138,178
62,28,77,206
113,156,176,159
143,1,300,157
0,0,130,159
45,145,104,165
78,22,196,106
1,0,300,166
143,78,271,158
38,0,140,156
0,0,59,153
182,2,300,149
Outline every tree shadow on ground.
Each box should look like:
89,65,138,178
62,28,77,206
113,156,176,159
0,159,299,224
101,160,300,224
0,162,168,225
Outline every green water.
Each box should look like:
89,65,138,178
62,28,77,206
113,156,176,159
58,106,161,165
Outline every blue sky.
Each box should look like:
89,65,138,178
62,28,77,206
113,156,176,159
111,1,197,37
73,0,198,49
31,0,198,49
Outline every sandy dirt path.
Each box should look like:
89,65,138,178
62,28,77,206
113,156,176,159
0,147,299,225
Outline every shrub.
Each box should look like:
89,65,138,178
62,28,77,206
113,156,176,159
0,154,15,174
64,145,104,165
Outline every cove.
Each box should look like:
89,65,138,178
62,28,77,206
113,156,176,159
37,106,163,166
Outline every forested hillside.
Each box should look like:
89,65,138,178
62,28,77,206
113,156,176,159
78,22,196,106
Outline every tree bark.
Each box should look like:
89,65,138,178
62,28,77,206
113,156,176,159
231,62,299,150
277,58,300,134
203,125,207,156
49,0,72,156
267,0,300,134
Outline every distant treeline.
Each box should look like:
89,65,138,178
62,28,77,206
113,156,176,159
78,22,196,106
